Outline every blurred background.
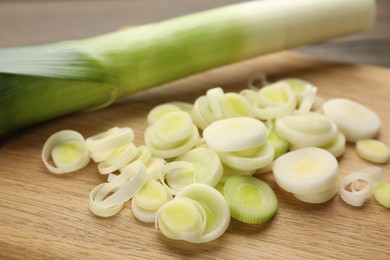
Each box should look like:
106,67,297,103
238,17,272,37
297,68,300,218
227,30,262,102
0,0,389,67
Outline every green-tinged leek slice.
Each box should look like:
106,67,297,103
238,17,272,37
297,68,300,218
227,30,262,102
223,175,277,224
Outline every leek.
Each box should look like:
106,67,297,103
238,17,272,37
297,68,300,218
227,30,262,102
0,0,375,139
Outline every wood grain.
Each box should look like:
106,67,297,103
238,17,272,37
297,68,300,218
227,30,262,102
0,51,389,259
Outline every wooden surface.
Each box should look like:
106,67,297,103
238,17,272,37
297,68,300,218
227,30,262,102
0,51,389,259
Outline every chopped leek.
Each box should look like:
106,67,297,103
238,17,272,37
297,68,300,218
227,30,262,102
203,117,267,152
322,98,381,142
89,161,148,217
174,183,230,243
339,167,383,207
273,147,339,195
275,114,338,148
223,175,277,224
42,130,90,174
374,182,390,208
0,0,375,139
132,179,172,223
356,139,390,164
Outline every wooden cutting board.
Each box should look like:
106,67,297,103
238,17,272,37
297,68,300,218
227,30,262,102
0,51,389,259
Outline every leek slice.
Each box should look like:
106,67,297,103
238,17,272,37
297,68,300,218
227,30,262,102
192,95,220,129
206,87,224,119
145,125,200,159
218,143,274,171
266,121,289,159
339,167,383,207
356,139,390,164
224,175,277,224
97,143,138,174
155,111,193,143
220,93,254,118
297,84,317,113
161,161,197,195
176,147,223,187
145,111,200,158
132,179,172,223
320,131,346,158
374,182,390,208
253,81,297,120
145,157,167,180
156,197,207,242
275,113,338,147
273,147,339,194
290,131,346,158
147,104,182,125
175,184,230,243
89,183,125,217
42,130,90,174
293,185,337,204
89,161,148,217
86,127,135,153
322,98,381,142
203,117,267,152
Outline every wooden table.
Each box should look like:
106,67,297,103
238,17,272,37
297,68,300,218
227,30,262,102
1,1,389,259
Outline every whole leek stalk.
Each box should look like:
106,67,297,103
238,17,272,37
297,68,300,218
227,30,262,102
0,0,375,140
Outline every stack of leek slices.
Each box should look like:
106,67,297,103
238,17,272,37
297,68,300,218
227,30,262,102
42,74,390,244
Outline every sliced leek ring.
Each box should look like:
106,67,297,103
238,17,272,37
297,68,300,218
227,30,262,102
176,147,223,187
89,183,124,217
89,161,148,217
339,167,383,207
293,185,337,204
42,130,90,174
220,93,254,118
218,143,274,171
206,87,224,119
145,157,167,180
160,161,197,196
298,84,317,113
275,113,338,147
156,197,207,242
175,184,230,243
356,139,390,164
145,126,200,159
192,95,220,129
273,147,339,194
224,175,277,224
147,103,182,125
86,127,135,153
154,111,194,143
203,117,267,152
253,81,297,120
322,98,381,142
132,179,172,223
374,182,390,208
97,143,138,174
